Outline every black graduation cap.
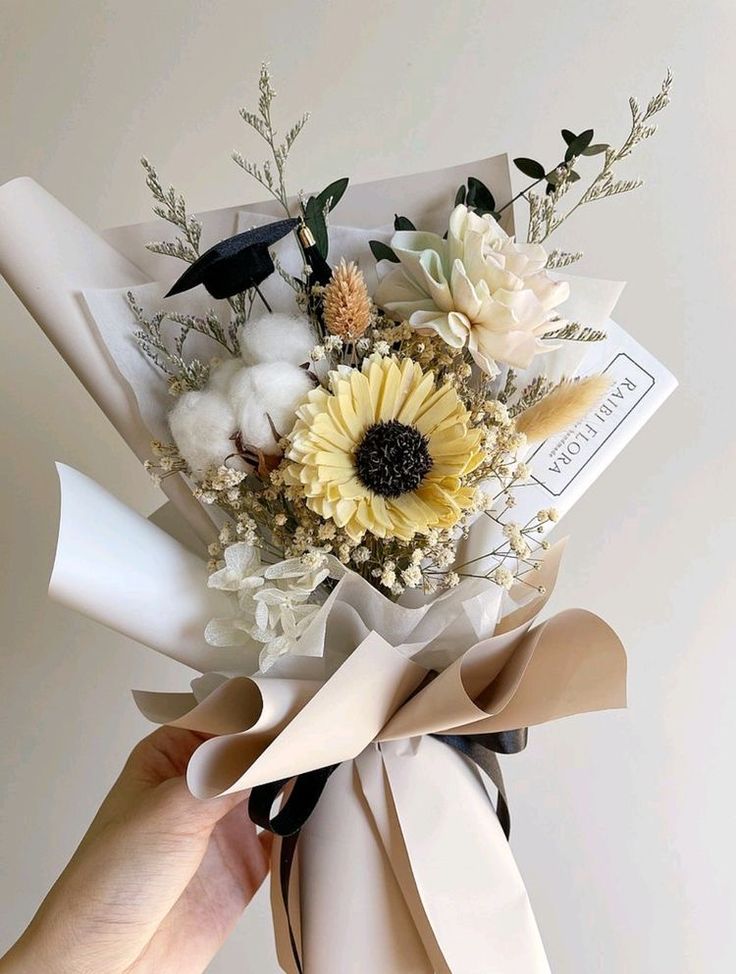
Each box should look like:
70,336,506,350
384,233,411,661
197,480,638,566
165,217,299,300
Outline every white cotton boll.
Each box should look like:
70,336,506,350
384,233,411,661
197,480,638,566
229,362,314,453
239,313,316,367
168,389,238,479
208,357,243,394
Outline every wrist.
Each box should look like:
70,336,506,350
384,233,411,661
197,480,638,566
1,937,50,974
1,918,75,974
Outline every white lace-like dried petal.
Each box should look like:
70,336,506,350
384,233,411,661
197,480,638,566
204,617,254,646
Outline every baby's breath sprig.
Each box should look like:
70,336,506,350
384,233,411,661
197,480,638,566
144,441,188,487
438,506,558,595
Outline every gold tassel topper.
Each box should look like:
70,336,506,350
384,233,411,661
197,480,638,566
323,259,372,340
515,375,610,443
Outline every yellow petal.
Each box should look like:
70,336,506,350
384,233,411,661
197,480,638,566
396,370,436,425
333,498,358,527
414,386,462,435
376,358,402,421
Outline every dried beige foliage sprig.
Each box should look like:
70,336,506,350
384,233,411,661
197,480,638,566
527,69,673,245
515,375,610,442
323,259,372,340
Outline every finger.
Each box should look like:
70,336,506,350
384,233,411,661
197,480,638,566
259,829,274,858
91,726,251,846
140,804,271,973
124,726,212,786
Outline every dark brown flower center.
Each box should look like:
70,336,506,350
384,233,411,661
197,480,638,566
354,420,433,498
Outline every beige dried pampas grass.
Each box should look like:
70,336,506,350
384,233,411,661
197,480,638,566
323,259,372,340
515,375,610,443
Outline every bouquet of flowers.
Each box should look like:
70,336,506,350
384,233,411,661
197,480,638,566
0,65,675,973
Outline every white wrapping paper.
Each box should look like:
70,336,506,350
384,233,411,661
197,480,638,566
0,177,217,546
49,463,245,673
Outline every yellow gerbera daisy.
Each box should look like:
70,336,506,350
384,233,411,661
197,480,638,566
285,355,484,541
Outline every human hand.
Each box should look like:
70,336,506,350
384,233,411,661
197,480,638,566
1,727,271,974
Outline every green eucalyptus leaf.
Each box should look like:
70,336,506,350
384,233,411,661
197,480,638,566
466,176,496,214
582,143,609,156
305,195,329,258
567,170,581,182
370,240,400,263
565,128,595,161
513,157,547,180
454,184,467,205
315,177,349,213
394,214,416,231
561,128,577,145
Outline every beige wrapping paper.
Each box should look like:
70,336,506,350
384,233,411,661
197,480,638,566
283,738,553,974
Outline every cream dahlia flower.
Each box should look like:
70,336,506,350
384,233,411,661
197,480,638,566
374,204,570,375
285,356,484,542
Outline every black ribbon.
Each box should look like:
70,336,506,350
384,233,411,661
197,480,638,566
248,764,339,974
248,730,527,973
437,728,528,839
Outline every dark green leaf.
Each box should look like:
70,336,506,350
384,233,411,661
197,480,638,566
565,128,594,161
315,177,349,213
305,196,329,259
561,128,577,145
393,214,416,231
466,176,496,214
567,170,581,182
582,143,609,156
513,157,546,180
370,240,400,263
454,184,466,205
545,181,556,196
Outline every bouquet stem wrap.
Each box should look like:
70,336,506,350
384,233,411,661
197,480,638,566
271,737,553,974
252,729,526,973
48,466,627,973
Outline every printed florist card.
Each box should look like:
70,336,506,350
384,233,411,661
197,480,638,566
513,318,677,527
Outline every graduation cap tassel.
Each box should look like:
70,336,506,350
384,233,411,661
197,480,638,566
296,224,333,287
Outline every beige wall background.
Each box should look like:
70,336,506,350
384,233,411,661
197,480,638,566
1,1,734,971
